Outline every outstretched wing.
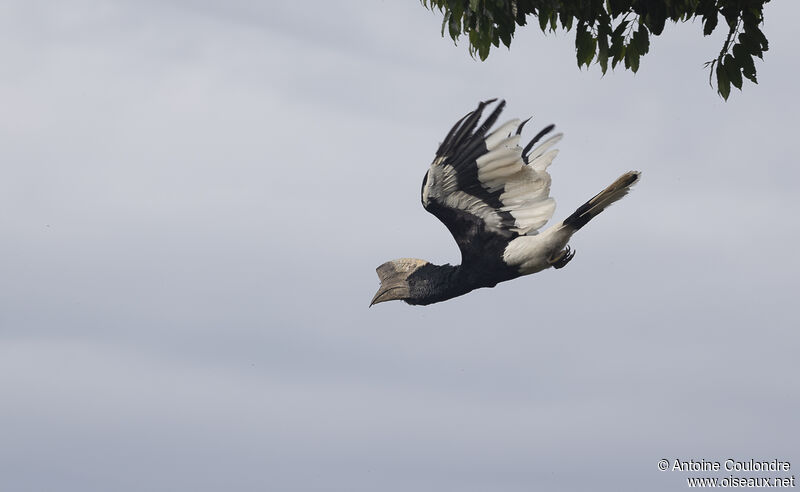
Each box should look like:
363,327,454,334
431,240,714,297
421,99,562,264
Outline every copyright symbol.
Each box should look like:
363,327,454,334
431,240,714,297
658,459,669,471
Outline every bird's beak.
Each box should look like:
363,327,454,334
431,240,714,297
370,258,425,307
369,284,406,307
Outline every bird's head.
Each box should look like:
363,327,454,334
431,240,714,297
370,258,430,306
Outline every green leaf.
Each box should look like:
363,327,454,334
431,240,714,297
448,15,461,40
645,3,667,36
611,45,625,69
609,19,626,69
499,28,512,47
742,70,758,84
597,17,612,38
587,36,598,66
625,44,640,72
733,43,758,83
723,11,738,30
538,8,550,31
724,54,742,90
738,32,761,59
612,20,629,39
469,0,480,12
716,61,730,100
597,29,610,74
575,23,596,68
560,10,573,31
478,41,489,60
450,2,464,28
752,26,769,52
742,10,760,29
598,49,608,73
633,24,650,55
608,0,630,17
702,12,718,35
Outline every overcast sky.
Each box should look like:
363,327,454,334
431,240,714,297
1,1,798,491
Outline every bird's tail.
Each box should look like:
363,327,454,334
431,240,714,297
562,171,641,231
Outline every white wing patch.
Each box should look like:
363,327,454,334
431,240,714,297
477,120,562,235
423,161,505,229
443,189,504,230
423,110,563,238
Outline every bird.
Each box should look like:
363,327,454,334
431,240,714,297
370,99,640,306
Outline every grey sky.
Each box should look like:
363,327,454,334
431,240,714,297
1,1,798,491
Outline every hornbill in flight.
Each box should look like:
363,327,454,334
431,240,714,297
371,100,640,306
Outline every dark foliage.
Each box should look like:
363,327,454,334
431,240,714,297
420,0,769,99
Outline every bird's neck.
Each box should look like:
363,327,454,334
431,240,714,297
405,263,477,306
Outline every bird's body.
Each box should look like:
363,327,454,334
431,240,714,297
371,100,640,306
